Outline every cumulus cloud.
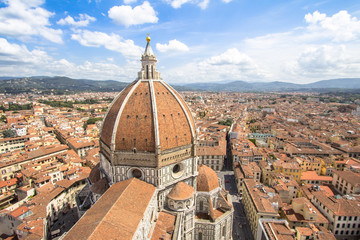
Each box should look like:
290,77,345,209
238,10,360,83
197,49,266,79
71,30,143,59
304,10,360,42
0,38,139,80
108,1,158,27
287,45,350,77
57,14,96,27
0,0,62,43
0,38,51,65
156,39,189,53
201,48,255,66
162,48,266,83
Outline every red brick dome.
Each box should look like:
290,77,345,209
100,80,195,153
100,38,195,156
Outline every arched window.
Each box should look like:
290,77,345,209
198,232,202,240
199,200,203,211
146,65,149,79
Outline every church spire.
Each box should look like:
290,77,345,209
138,34,160,80
144,33,155,57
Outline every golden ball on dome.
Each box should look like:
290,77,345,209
146,34,151,43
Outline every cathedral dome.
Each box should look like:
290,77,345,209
99,35,196,168
197,164,219,192
100,79,195,153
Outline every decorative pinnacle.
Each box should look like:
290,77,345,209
146,33,151,43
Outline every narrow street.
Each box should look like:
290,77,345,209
217,171,253,240
49,207,79,239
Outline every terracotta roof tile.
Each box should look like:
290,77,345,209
197,164,219,192
64,178,156,240
167,181,195,200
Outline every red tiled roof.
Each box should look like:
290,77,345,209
167,181,195,200
64,178,156,240
197,164,219,192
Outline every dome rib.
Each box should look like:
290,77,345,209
100,81,136,147
162,81,195,140
149,79,160,149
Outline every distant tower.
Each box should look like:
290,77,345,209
99,34,198,210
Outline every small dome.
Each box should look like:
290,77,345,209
90,178,109,195
197,164,219,192
89,163,101,184
167,182,195,201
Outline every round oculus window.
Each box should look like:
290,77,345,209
171,163,184,178
132,169,142,179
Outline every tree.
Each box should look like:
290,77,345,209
0,115,7,123
218,119,233,126
86,117,103,125
3,129,17,138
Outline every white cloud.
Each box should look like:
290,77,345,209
0,38,51,65
238,10,360,83
0,0,62,43
124,0,137,4
201,48,254,66
0,38,139,81
221,0,232,3
304,10,326,24
287,45,349,77
156,39,189,53
71,30,143,59
57,14,96,27
197,48,266,79
198,0,210,9
161,10,360,84
108,1,158,27
161,48,267,83
169,0,192,8
305,10,360,42
166,0,210,9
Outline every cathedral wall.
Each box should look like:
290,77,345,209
194,212,233,240
132,190,158,240
158,157,197,187
184,210,195,239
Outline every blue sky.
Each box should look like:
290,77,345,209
0,0,360,84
